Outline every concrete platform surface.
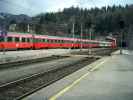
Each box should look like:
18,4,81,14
0,49,89,64
0,48,108,64
24,50,133,100
0,49,71,64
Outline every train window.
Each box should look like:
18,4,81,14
15,37,19,42
50,39,52,43
52,40,54,43
27,38,30,42
7,37,12,42
42,39,44,42
0,37,4,42
55,40,57,43
48,39,50,43
38,39,41,42
22,38,26,42
43,39,45,42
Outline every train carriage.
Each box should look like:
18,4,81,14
0,32,33,50
33,35,48,49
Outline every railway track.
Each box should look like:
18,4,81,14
71,48,117,56
0,56,99,100
0,48,116,70
0,48,117,100
0,55,69,70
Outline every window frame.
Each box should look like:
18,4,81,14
15,37,20,42
22,37,26,42
7,36,13,42
0,37,4,42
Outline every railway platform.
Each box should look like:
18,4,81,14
0,48,109,64
24,50,133,100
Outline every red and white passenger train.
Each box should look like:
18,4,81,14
0,32,116,50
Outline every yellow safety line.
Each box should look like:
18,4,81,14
49,59,108,100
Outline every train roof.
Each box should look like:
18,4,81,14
6,32,33,38
3,32,110,43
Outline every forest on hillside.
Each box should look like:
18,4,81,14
1,4,133,42
32,4,133,37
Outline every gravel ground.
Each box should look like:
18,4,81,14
0,55,87,86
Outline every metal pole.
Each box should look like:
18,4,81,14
120,31,123,54
119,20,124,54
27,24,30,33
72,17,75,49
80,23,83,51
89,28,92,55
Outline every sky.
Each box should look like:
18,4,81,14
0,0,133,16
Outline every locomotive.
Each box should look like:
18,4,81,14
0,32,116,50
